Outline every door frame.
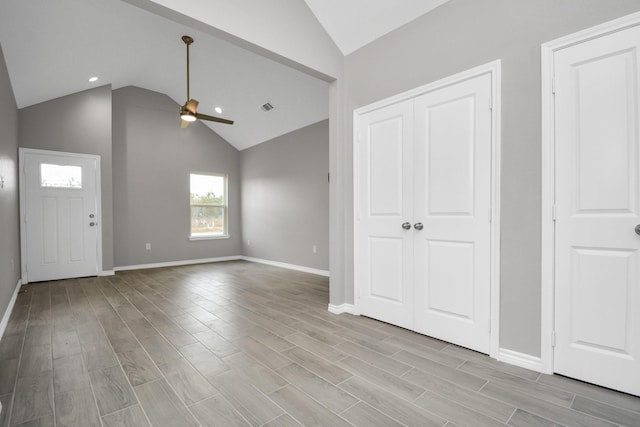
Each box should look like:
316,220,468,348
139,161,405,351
353,60,502,359
19,148,103,284
540,11,640,375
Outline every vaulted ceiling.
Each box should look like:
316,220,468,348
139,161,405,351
303,0,450,55
0,0,448,150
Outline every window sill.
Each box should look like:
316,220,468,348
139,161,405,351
189,235,230,241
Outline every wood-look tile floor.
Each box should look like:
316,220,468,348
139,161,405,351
1,261,639,427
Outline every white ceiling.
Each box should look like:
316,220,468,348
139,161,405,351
304,0,451,55
0,0,329,151
0,0,446,150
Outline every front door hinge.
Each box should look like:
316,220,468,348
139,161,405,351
552,78,556,95
552,205,557,222
489,96,493,111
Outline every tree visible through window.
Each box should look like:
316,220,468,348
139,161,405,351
190,173,227,237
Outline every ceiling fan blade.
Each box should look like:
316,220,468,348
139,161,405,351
196,112,234,125
186,99,199,114
180,119,190,128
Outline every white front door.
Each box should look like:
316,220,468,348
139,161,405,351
413,74,493,354
356,100,414,329
20,149,101,283
553,25,640,396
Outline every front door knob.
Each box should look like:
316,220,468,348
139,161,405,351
402,222,411,230
635,224,640,236
414,222,423,230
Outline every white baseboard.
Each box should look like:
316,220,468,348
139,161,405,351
0,279,22,341
241,256,329,277
328,303,357,315
498,348,543,373
113,256,329,278
99,270,115,276
114,256,243,272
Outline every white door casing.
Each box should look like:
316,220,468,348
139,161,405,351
355,99,415,329
355,61,501,357
552,24,640,396
413,73,493,354
19,149,102,283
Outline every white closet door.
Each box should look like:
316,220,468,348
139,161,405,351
554,25,640,396
356,100,414,329
413,74,493,353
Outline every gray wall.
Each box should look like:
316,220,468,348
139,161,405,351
112,86,241,267
342,0,640,357
241,119,329,271
0,43,20,325
19,85,114,271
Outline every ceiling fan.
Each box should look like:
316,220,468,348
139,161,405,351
179,35,234,128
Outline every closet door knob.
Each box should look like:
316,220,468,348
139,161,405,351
402,222,411,230
414,222,423,230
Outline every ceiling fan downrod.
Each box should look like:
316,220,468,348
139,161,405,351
182,35,193,101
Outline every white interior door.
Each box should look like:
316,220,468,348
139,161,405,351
554,25,640,396
413,74,493,354
20,149,100,283
356,100,414,329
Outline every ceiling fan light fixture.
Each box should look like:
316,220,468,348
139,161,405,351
180,106,197,122
180,112,197,122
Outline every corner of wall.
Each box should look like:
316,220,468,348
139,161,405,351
0,43,21,325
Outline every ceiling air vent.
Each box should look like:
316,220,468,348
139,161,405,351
261,102,275,112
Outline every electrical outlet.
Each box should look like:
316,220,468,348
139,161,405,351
247,240,251,246
145,243,151,250
312,245,317,254
10,259,14,271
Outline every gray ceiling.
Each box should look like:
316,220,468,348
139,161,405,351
303,0,450,54
0,0,446,150
0,0,329,151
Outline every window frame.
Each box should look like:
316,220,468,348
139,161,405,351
189,172,229,240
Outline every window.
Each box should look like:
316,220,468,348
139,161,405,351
40,163,82,188
190,173,228,238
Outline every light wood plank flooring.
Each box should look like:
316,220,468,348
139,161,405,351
0,261,639,426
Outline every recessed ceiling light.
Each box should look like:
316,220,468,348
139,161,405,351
88,76,99,82
214,107,222,114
